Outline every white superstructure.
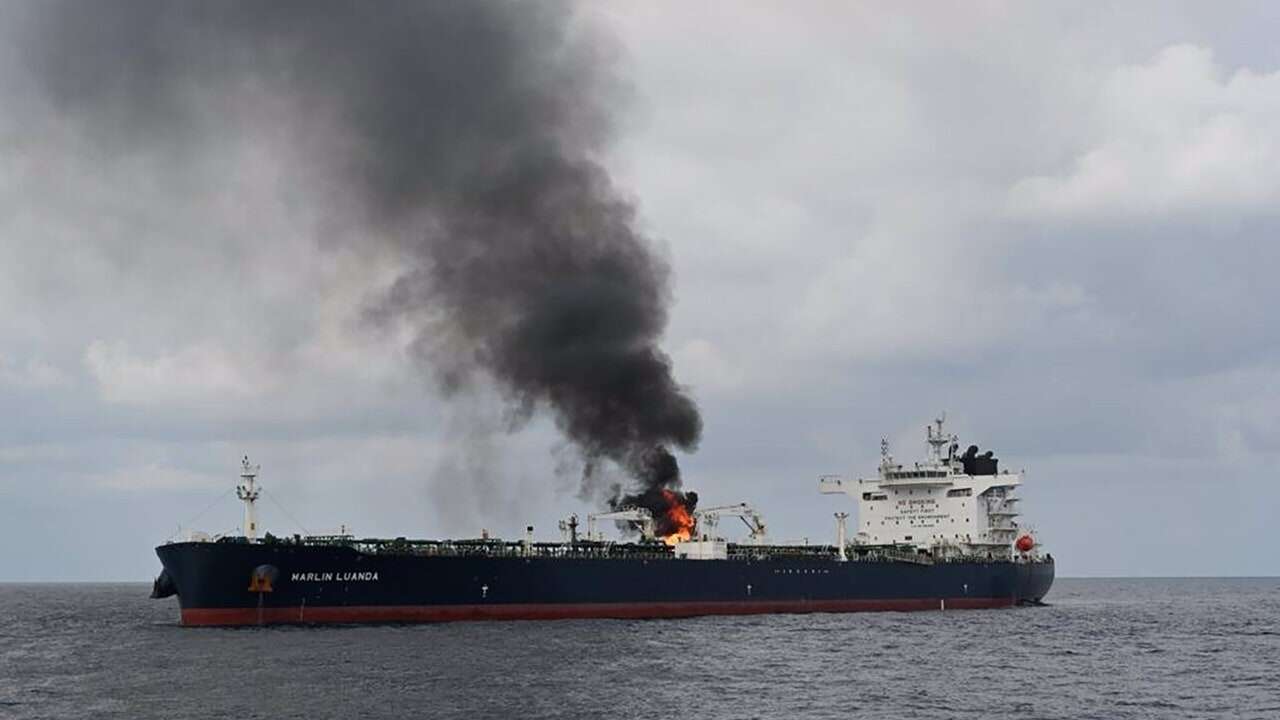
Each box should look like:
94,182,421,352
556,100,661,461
820,416,1039,559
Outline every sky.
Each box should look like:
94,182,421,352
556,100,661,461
3,1,1279,580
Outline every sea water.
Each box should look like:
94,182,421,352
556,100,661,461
1,578,1277,719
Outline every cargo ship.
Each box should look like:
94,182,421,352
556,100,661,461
151,417,1054,625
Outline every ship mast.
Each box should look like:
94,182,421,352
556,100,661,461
926,413,954,464
236,456,261,541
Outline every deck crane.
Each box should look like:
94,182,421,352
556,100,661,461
693,503,767,544
586,507,654,542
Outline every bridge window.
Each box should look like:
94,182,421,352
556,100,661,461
947,488,972,497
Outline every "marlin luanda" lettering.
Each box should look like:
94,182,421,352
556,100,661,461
290,571,379,582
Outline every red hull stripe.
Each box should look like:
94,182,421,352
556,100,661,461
181,597,1015,626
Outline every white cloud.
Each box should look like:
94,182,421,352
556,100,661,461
92,461,223,491
0,442,70,464
84,339,273,406
1008,44,1280,217
672,337,746,396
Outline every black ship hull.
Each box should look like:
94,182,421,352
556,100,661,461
155,541,1055,626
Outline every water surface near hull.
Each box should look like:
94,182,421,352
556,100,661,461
181,597,1020,625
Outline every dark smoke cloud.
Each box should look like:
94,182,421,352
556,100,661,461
17,1,701,507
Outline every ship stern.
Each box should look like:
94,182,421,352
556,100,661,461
1017,557,1055,604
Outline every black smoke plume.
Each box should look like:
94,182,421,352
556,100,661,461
17,1,701,509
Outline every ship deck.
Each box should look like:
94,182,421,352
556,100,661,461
205,534,1049,566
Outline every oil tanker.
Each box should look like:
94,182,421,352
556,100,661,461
151,417,1054,625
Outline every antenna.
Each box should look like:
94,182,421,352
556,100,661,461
879,438,894,470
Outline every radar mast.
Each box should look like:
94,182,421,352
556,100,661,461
236,456,262,541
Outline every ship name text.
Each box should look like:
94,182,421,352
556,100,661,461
290,571,380,582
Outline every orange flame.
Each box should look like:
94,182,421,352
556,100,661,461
659,488,695,546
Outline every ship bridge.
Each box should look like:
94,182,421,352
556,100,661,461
820,416,1036,559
